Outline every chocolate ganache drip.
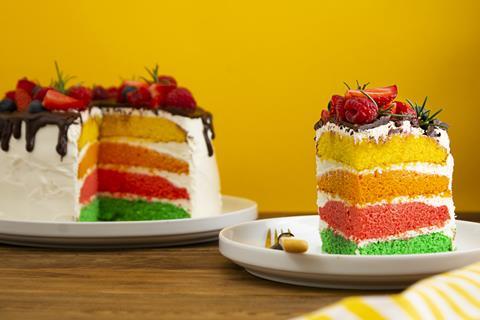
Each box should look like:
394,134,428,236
0,112,80,158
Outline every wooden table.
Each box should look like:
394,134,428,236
0,213,478,320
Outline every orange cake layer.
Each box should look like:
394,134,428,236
78,142,99,179
98,142,189,174
317,169,451,204
100,114,187,142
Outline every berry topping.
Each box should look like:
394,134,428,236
92,86,110,100
346,85,397,107
67,86,92,105
122,80,149,89
329,95,345,121
344,96,378,124
393,101,416,116
28,100,45,113
157,75,177,87
321,109,330,123
5,91,16,100
0,99,16,112
32,87,52,101
42,90,86,111
165,87,197,110
106,86,118,99
16,78,37,95
149,83,176,108
126,87,152,107
15,88,32,112
118,85,137,102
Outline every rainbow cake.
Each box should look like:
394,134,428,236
0,64,221,222
315,83,454,255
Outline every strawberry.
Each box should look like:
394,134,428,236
15,88,32,112
344,97,378,124
43,90,86,111
126,87,151,107
32,87,52,101
329,95,345,121
123,80,149,89
67,86,92,105
5,90,16,100
394,101,416,116
345,85,397,107
16,78,37,95
106,86,118,99
157,75,177,87
321,109,330,122
165,87,197,110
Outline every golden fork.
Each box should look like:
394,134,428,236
265,228,308,253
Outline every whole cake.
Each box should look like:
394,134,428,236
315,83,454,255
0,64,221,222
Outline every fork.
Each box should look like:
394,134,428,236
265,228,309,253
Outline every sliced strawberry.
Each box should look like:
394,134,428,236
148,83,175,108
15,88,32,111
123,80,149,89
345,85,397,107
5,90,16,100
43,90,86,111
16,78,37,95
32,87,52,101
394,101,416,116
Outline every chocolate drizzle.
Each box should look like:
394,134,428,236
92,101,216,156
0,112,80,158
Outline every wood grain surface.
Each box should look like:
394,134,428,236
0,213,478,320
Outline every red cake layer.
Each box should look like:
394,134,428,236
98,168,189,200
79,168,189,204
319,200,450,241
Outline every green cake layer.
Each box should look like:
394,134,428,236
320,228,453,255
79,197,190,222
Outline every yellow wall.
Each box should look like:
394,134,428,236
1,0,479,212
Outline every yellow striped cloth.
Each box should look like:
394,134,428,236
293,262,480,320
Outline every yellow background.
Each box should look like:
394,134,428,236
1,0,479,213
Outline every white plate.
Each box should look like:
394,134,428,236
219,215,480,290
0,195,257,249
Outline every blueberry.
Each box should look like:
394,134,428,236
28,100,46,113
0,98,16,112
121,86,137,98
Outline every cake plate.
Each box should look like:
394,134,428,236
0,195,257,249
219,216,480,290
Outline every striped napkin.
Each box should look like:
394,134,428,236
293,262,480,320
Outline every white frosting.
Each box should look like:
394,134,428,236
0,116,83,221
0,107,221,221
316,155,454,178
315,120,450,152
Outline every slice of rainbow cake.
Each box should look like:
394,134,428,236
315,83,454,255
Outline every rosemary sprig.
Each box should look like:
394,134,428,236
343,81,370,91
407,96,444,130
142,64,160,83
50,61,75,93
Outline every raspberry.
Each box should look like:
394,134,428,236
344,97,378,124
165,87,196,110
126,87,151,107
329,95,345,121
5,91,16,100
321,109,330,122
67,86,92,105
16,78,37,95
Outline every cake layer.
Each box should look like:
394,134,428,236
316,131,448,170
319,200,451,241
78,142,99,179
320,228,453,255
97,168,189,200
101,114,187,142
98,141,189,174
78,114,101,150
317,169,450,204
80,197,190,221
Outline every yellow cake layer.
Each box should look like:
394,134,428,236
100,114,186,142
316,132,448,170
317,169,451,204
78,116,101,150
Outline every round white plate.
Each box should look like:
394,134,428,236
0,195,257,249
219,215,480,290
